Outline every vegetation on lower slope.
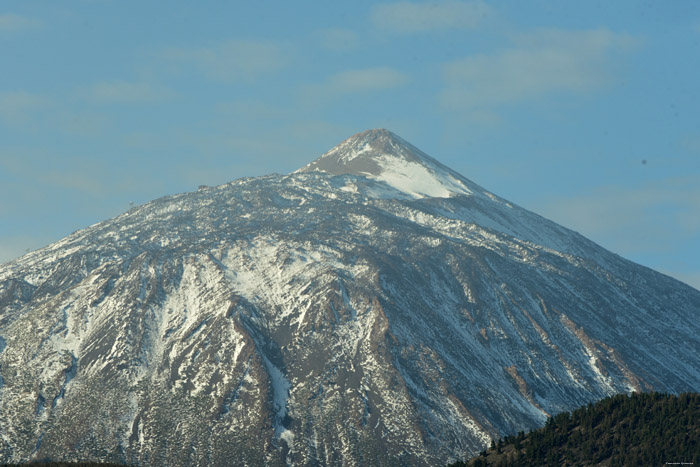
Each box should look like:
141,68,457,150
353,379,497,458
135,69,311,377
451,392,700,466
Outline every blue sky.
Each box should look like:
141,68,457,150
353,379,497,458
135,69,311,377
1,1,699,289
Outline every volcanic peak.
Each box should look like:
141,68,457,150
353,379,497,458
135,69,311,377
296,128,473,199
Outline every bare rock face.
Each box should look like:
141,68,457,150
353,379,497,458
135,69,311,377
1,129,699,466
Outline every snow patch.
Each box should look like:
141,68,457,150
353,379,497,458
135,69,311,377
261,355,292,440
374,155,472,199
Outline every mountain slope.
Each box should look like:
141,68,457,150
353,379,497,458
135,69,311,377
0,129,699,465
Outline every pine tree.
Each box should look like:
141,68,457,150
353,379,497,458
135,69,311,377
449,392,700,467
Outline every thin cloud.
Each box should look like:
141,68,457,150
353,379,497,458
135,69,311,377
535,176,700,257
86,81,172,104
371,0,492,33
58,110,110,136
216,99,290,121
328,67,408,92
315,28,361,52
161,39,290,81
0,150,111,196
0,91,46,125
0,14,42,33
440,28,639,110
305,67,409,101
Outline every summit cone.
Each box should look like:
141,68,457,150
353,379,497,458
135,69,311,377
297,128,477,198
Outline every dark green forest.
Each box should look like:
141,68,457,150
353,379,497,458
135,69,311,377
451,392,700,466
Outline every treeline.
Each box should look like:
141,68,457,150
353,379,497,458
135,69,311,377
450,392,699,466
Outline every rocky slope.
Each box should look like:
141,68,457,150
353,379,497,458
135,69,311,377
1,129,699,465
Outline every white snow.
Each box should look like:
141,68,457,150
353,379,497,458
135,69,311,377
374,154,472,199
261,354,292,439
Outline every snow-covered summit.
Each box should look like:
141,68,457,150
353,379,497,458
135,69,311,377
296,128,473,199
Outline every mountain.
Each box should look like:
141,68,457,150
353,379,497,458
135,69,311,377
0,129,699,465
452,392,700,466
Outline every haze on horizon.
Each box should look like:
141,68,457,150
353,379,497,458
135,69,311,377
0,1,698,289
